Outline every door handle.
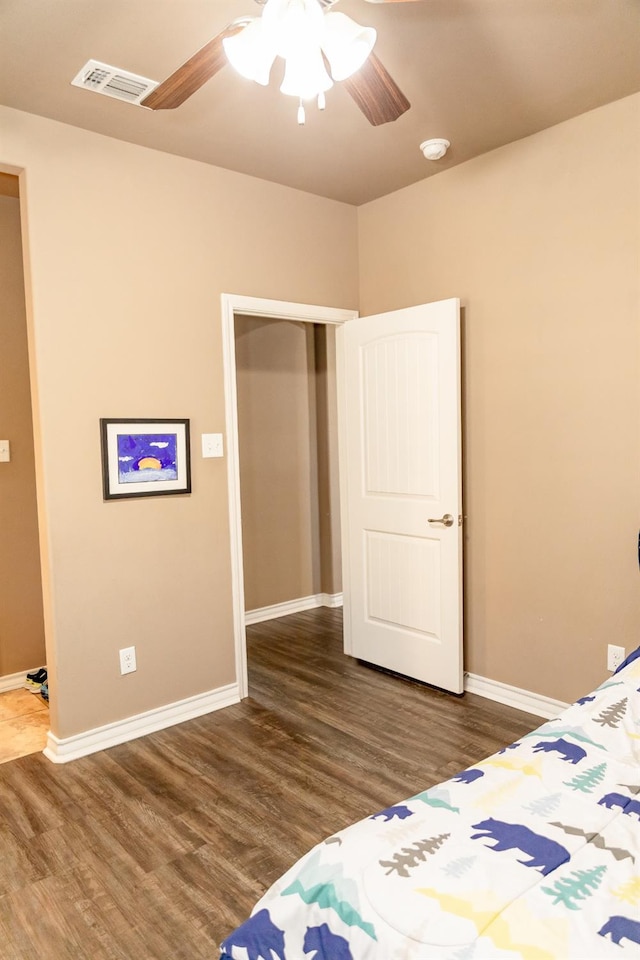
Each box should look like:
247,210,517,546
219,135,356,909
428,513,454,527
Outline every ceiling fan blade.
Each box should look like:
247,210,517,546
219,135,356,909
141,23,245,110
342,52,410,125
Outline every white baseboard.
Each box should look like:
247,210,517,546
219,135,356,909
464,672,569,720
245,592,343,625
43,682,240,764
0,668,41,693
321,592,344,609
38,659,562,763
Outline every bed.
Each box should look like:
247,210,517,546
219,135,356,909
220,648,640,958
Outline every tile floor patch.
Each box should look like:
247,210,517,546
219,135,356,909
0,687,49,763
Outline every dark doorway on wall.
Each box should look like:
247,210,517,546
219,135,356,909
233,316,342,632
0,172,48,761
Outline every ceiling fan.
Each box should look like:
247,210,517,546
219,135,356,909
141,0,419,126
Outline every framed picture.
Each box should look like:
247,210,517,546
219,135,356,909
100,418,191,500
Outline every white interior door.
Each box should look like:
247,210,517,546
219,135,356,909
337,299,463,693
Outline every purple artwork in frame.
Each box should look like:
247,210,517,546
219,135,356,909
117,432,178,484
100,419,191,500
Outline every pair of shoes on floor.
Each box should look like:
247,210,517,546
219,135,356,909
25,666,47,693
40,680,49,704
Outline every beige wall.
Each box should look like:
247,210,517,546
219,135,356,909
1,106,358,738
235,317,341,611
0,193,46,676
1,91,637,741
358,93,640,703
236,316,321,610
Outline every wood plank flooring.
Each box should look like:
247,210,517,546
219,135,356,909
0,608,542,959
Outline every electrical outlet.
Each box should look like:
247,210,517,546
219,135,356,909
119,645,137,675
607,643,626,673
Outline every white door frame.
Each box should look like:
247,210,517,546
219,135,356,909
221,293,358,699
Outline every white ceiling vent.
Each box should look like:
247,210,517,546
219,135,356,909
71,60,158,106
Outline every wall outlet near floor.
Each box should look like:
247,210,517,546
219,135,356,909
119,645,137,675
607,643,626,673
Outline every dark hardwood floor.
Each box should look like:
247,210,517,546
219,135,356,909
0,608,541,959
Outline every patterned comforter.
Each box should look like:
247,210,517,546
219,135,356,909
220,649,640,958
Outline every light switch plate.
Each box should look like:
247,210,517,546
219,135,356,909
201,433,223,458
0,440,10,462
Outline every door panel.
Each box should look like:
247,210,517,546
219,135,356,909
338,299,462,693
365,530,440,635
363,333,439,497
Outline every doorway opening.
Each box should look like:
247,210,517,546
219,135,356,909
234,315,342,620
221,294,357,698
0,171,49,762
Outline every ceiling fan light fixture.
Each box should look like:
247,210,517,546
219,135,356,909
321,12,376,81
221,0,386,121
223,19,277,85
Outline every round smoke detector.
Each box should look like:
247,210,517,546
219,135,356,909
419,138,450,161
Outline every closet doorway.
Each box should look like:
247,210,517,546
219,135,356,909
222,295,357,698
234,315,342,622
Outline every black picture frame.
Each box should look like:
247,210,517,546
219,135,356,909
100,418,191,500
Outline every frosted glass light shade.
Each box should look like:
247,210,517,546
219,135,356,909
321,12,376,81
224,0,376,106
265,0,325,59
280,44,333,99
223,19,277,86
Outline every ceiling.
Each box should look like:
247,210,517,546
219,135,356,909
1,0,639,205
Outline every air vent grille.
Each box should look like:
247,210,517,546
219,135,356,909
71,60,158,105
